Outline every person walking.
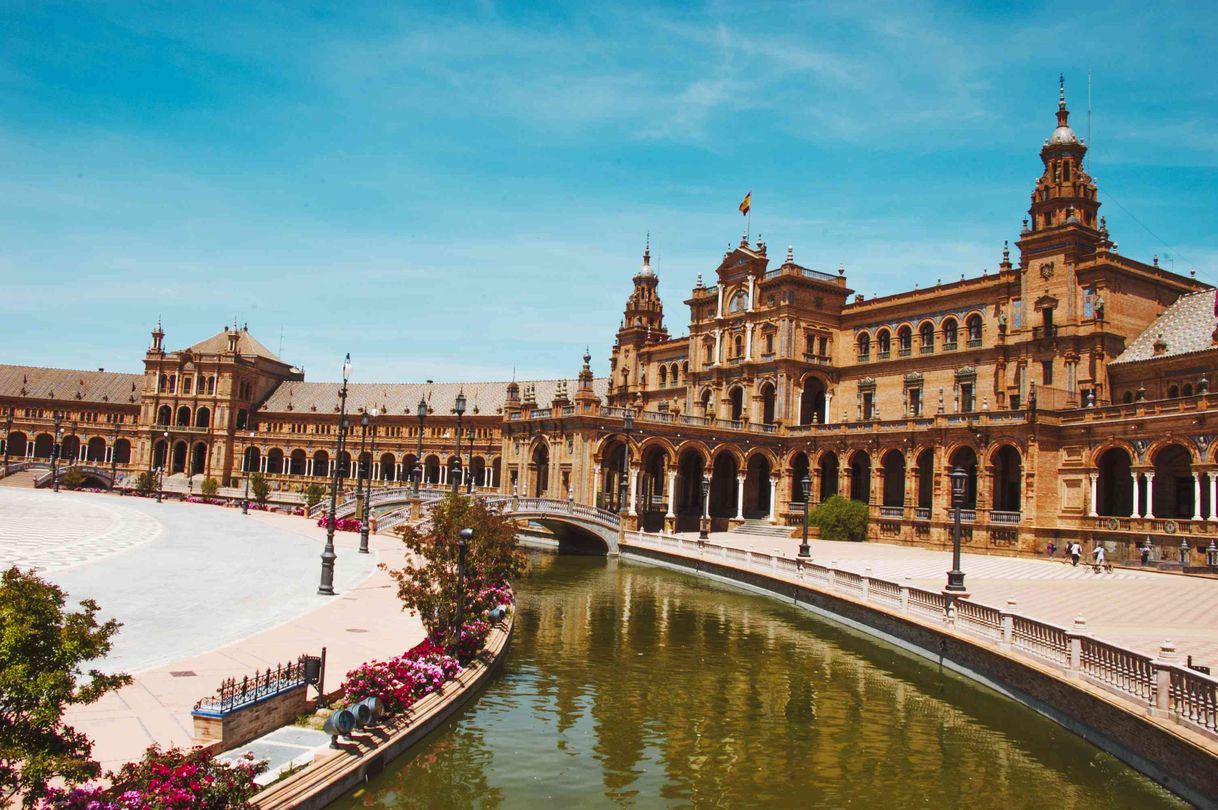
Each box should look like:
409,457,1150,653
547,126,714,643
1046,541,1056,558
1092,543,1106,570
1069,541,1081,567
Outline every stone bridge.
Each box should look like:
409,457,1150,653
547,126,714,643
29,463,117,489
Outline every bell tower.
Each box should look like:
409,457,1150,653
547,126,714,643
616,236,668,348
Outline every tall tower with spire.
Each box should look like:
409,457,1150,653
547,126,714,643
616,236,668,348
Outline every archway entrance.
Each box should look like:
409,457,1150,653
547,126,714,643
948,447,978,509
709,452,740,530
1096,447,1132,516
639,445,668,532
744,454,772,519
191,442,207,476
881,450,905,508
916,449,934,514
992,445,1022,512
800,378,827,425
530,443,549,498
819,452,839,501
849,451,871,503
789,452,810,504
172,441,188,474
1152,444,1193,519
675,448,706,532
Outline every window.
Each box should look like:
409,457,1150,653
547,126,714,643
1184,383,1194,397
857,333,871,360
805,333,815,354
818,336,828,355
862,392,875,420
908,387,922,417
919,323,934,353
659,366,667,387
960,383,975,413
182,376,192,394
877,330,891,357
942,319,958,349
966,315,983,345
704,342,713,363
734,335,744,357
765,333,774,355
1042,360,1053,386
897,326,912,356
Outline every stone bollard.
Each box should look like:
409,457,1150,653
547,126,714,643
899,577,911,614
861,568,872,602
1153,641,1177,715
999,598,1017,651
943,596,956,627
1066,616,1087,677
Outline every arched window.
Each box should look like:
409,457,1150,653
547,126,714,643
734,334,744,357
671,363,680,385
159,374,168,393
659,366,667,386
182,376,192,394
942,318,958,349
236,409,248,429
897,326,912,355
1122,391,1133,404
157,405,171,425
857,333,871,359
700,389,713,415
967,314,983,345
876,329,891,357
919,322,934,353
1183,383,1194,397
175,406,191,426
704,341,713,363
195,407,210,428
1168,385,1180,398
207,376,216,394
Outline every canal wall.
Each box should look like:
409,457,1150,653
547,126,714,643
622,540,1218,809
249,612,514,810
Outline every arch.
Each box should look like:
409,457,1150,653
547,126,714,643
966,313,983,344
153,438,169,470
236,409,249,429
881,449,905,508
159,374,169,393
338,450,353,479
849,450,871,503
1096,446,1132,517
1152,443,1194,519
818,451,839,501
491,457,502,489
61,435,81,462
991,444,1022,512
289,448,307,476
530,441,549,497
358,451,373,481
857,331,871,358
699,388,714,416
919,321,935,352
636,436,677,463
33,433,54,460
744,453,773,518
1168,384,1180,398
799,376,827,425
1183,383,1195,397
897,325,912,354
639,443,669,531
710,442,746,468
1122,390,1133,404
659,365,667,386
942,317,959,348
175,406,191,427
157,405,172,425
87,437,106,463
948,446,978,509
671,362,680,385
114,438,131,465
380,452,397,481
915,448,934,509
674,445,708,532
5,431,27,458
206,375,216,394
789,451,811,503
876,328,891,356
598,437,629,510
401,453,418,484
729,289,748,313
423,454,441,485
191,442,207,475
266,447,285,475
728,386,745,422
313,449,330,478
759,381,776,425
470,455,486,488
244,446,261,474
171,440,188,474
673,439,712,466
195,407,210,428
708,451,739,525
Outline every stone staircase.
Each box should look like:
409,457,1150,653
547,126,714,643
730,518,795,539
0,470,37,488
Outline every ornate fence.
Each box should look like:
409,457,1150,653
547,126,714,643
193,656,311,715
622,530,1218,742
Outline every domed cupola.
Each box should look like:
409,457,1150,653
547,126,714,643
1025,75,1100,235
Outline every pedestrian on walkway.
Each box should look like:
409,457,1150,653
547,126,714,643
1046,541,1056,558
1141,543,1151,565
1070,541,1081,566
1092,544,1105,570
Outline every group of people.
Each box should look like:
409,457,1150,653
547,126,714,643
1045,540,1106,568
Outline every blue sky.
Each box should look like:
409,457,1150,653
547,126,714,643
3,1,1217,383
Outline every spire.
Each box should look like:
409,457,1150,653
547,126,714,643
638,233,653,276
1057,72,1070,128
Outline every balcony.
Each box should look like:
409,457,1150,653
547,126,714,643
803,353,832,365
949,508,977,523
943,341,958,351
880,506,904,518
898,347,911,357
920,345,934,354
914,507,931,520
1032,325,1057,340
991,510,1022,524
857,352,870,362
877,350,891,360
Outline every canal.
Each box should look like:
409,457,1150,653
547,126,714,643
334,552,1183,808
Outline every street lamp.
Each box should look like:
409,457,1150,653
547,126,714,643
242,432,254,515
414,397,426,495
51,411,63,493
319,353,352,596
798,474,812,557
157,431,168,502
945,466,968,593
451,390,466,494
699,472,711,540
359,409,378,555
618,409,634,515
3,409,12,477
455,527,472,635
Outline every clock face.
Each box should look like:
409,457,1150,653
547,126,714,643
1039,261,1055,280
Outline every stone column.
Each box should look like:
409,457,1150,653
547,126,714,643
713,329,722,366
768,475,779,524
1209,472,1217,522
666,470,677,518
1144,472,1155,519
1131,471,1141,517
628,464,639,515
824,392,833,425
747,275,755,311
306,459,313,477
592,463,600,506
735,474,745,520
1193,472,1204,521
745,324,753,359
717,284,724,318
1088,473,1098,517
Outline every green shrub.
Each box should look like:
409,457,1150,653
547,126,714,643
250,472,269,505
134,471,157,494
304,483,326,509
808,494,869,542
59,467,86,490
200,476,219,497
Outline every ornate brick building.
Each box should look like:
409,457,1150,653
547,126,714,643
3,85,1217,563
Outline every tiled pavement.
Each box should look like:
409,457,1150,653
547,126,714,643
0,488,425,771
691,529,1218,668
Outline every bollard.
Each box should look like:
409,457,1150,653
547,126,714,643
999,598,1017,651
1153,641,1177,715
1066,615,1087,677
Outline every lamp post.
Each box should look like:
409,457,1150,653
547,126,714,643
51,411,63,493
414,398,426,495
157,430,168,502
359,409,378,554
945,466,968,593
618,409,634,514
319,353,352,596
798,474,812,557
455,528,472,636
109,420,119,489
242,433,254,515
699,472,711,539
451,390,466,494
3,410,12,477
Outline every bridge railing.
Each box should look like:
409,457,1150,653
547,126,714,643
507,497,621,529
621,530,1218,743
33,464,114,488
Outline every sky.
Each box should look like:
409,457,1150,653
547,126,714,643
3,1,1217,383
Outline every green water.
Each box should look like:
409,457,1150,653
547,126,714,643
334,553,1184,809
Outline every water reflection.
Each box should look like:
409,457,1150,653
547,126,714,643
336,553,1182,809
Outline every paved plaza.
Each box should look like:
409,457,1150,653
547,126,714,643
0,489,425,770
690,529,1218,668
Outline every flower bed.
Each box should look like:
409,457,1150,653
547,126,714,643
316,516,361,532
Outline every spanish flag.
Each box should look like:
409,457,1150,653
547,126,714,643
738,192,751,216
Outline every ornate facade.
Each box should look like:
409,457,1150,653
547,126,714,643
4,85,1218,564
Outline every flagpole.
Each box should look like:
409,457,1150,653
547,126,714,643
747,210,751,243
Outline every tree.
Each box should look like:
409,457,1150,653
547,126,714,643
199,476,219,497
59,468,85,490
808,494,869,542
250,473,269,505
303,483,326,510
384,493,526,643
0,567,131,807
134,471,156,495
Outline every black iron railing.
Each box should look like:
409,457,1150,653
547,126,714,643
193,655,310,715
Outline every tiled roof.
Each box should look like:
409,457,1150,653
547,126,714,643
1112,290,1218,365
0,364,143,405
260,377,609,416
184,328,282,362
